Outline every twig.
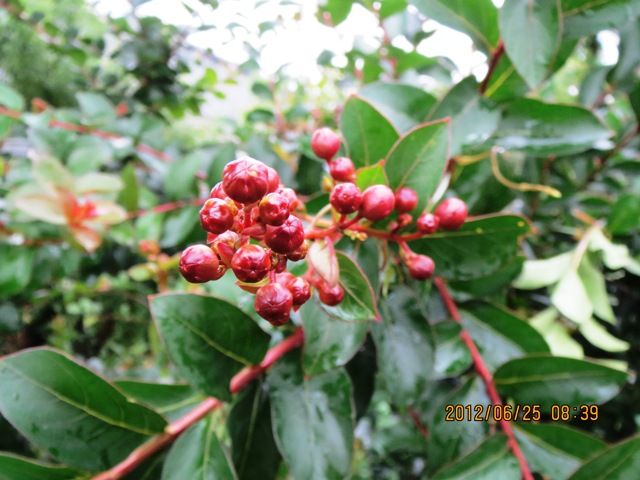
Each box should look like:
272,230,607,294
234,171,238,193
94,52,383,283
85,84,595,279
433,277,533,480
92,328,304,480
490,148,561,198
479,41,505,94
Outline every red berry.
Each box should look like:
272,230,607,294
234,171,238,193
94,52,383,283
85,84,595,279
359,185,395,221
406,254,435,280
287,240,309,261
259,193,291,226
199,198,237,234
222,157,270,204
209,182,228,200
275,187,301,211
328,156,355,182
311,127,341,160
275,272,296,287
416,213,439,234
230,244,271,283
435,198,468,230
265,215,305,254
179,245,223,283
330,182,362,214
318,282,344,306
394,187,418,213
255,283,293,325
266,166,280,193
212,230,240,267
288,276,311,308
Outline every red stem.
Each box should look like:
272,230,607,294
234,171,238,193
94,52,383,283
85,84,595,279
433,277,533,480
92,328,304,480
479,41,505,95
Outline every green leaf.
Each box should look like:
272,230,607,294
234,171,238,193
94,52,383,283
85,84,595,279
430,77,500,156
551,269,592,324
76,92,116,126
359,82,436,132
514,252,573,289
75,173,123,194
0,348,166,471
461,302,549,370
164,151,205,200
66,137,113,175
228,382,281,480
428,377,490,473
118,163,139,212
373,287,434,407
500,0,562,88
410,0,500,53
483,53,529,103
561,0,640,38
434,321,472,378
318,0,354,24
515,423,606,480
433,434,520,480
578,255,615,323
607,193,640,234
569,435,640,480
578,317,629,353
0,245,34,297
268,353,354,480
355,161,388,190
496,99,612,156
0,453,80,480
410,215,530,281
494,355,628,410
162,417,236,480
530,307,585,359
384,119,449,212
115,381,203,422
320,252,378,322
150,293,270,400
339,95,399,167
0,83,25,111
302,299,368,376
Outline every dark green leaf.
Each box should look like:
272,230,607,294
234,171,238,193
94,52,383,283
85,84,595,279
384,119,449,212
500,0,562,88
494,355,628,410
0,245,34,298
433,434,520,479
483,54,529,103
0,348,166,471
561,0,640,38
514,423,606,480
0,453,80,480
340,95,399,167
302,298,368,376
569,435,640,480
607,193,640,234
359,82,436,132
162,417,236,480
410,215,530,281
496,99,612,156
430,77,500,155
115,381,203,422
461,302,549,370
150,293,270,400
268,353,354,480
434,321,472,378
373,287,434,407
228,382,281,480
410,0,500,52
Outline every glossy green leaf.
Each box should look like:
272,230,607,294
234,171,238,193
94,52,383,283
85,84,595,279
561,0,640,38
339,95,399,167
320,252,378,322
483,53,529,103
372,287,434,407
496,98,612,156
569,435,640,480
0,453,80,480
302,298,368,376
461,302,549,370
115,381,203,422
433,435,519,479
384,119,449,212
494,355,628,410
607,193,640,234
0,348,166,471
500,0,562,88
268,353,354,480
355,161,388,190
434,321,472,378
410,0,499,52
162,417,236,480
430,77,500,156
228,382,281,480
359,82,436,132
515,423,606,480
150,293,270,400
410,215,530,281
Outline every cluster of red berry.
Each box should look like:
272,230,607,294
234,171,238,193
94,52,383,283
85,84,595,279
179,127,468,326
311,127,468,281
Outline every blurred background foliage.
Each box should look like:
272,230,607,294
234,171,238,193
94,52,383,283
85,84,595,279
1,0,640,476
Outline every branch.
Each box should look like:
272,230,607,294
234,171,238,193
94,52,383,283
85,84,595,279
92,328,304,480
433,277,533,480
479,41,505,95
